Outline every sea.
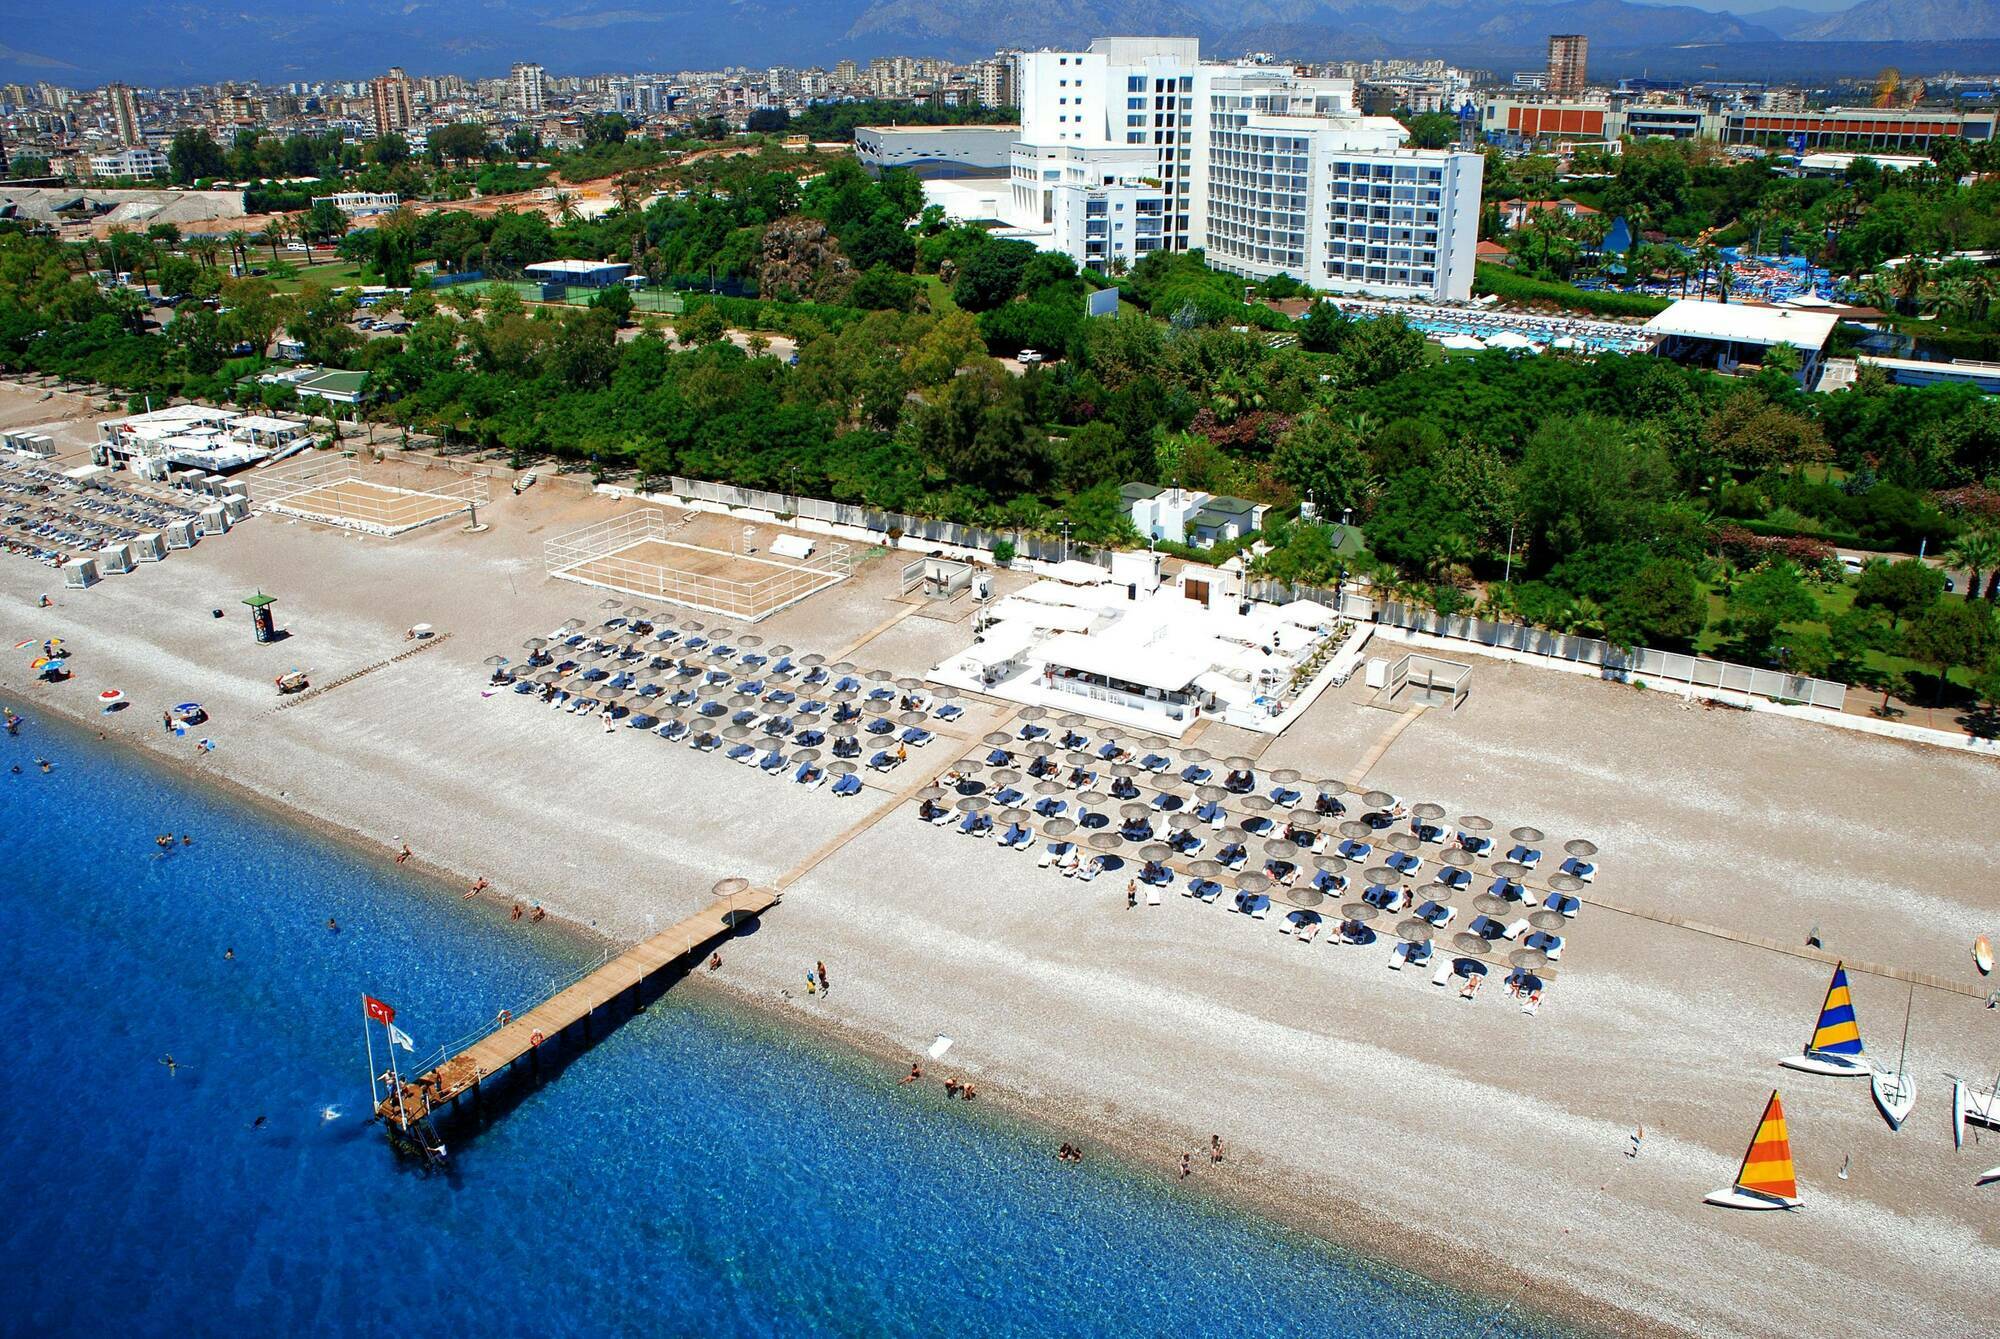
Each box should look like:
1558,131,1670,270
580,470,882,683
0,713,1572,1338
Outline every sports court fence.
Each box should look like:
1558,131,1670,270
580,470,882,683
253,453,488,536
1378,600,1847,710
544,507,855,621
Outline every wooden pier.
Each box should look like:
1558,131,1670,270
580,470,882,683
375,886,777,1135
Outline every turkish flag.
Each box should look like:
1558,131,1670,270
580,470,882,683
364,995,396,1025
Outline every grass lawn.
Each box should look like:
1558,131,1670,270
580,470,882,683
265,259,374,293
1696,575,1979,694
918,274,959,315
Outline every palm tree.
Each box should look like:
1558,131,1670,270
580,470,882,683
1716,264,1736,305
1945,528,2000,603
1694,244,1722,299
224,229,250,276
261,223,283,266
1890,256,1928,315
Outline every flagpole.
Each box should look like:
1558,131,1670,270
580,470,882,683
363,994,379,1112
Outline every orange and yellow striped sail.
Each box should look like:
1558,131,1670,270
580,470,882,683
1733,1089,1799,1201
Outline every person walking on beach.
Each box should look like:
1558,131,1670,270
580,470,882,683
1628,1125,1645,1158
805,971,817,996
395,842,412,865
1211,1134,1224,1165
162,710,173,733
1180,1153,1191,1179
816,961,828,994
1127,879,1138,910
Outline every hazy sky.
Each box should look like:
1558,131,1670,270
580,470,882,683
1642,0,1859,10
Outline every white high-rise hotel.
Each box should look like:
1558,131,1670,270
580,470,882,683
971,37,1482,301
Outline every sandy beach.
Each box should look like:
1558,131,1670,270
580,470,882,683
3,380,1997,1338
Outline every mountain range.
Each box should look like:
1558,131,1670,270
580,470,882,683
2,0,1995,86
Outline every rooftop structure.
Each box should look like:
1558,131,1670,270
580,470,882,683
931,557,1368,736
1642,299,1838,386
523,258,632,288
95,404,307,474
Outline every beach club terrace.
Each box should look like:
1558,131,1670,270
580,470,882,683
929,558,1372,737
95,404,309,475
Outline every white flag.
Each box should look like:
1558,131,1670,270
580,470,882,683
387,1023,414,1052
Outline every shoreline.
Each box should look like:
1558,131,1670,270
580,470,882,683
17,689,1662,1339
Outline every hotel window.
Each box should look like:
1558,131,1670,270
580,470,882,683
1128,76,1145,91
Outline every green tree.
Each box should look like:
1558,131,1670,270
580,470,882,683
952,240,1032,312
1273,411,1372,516
1900,599,1996,703
1608,559,1705,648
166,128,226,184
1945,528,2000,603
1724,561,1817,658
1297,300,1347,354
6,154,52,179
1330,314,1426,389
430,122,491,165
591,283,634,325
372,133,410,167
676,301,728,347
1853,558,1946,630
1403,112,1458,150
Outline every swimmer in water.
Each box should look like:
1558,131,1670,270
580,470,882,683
180,834,191,846
326,917,338,932
224,948,234,960
160,1054,179,1076
251,1115,268,1130
36,758,51,772
321,1106,342,1121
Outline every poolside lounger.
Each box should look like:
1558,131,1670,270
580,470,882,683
867,750,898,771
1269,786,1301,806
1180,765,1212,784
727,743,757,763
1560,857,1595,882
933,704,963,721
1140,753,1171,772
1146,885,1162,907
1502,917,1531,940
1545,893,1581,918
1337,839,1371,861
1415,822,1446,845
1431,958,1454,988
831,773,862,796
1414,900,1456,928
1506,844,1542,867
900,727,933,747
1436,867,1470,890
994,787,1024,807
758,751,787,772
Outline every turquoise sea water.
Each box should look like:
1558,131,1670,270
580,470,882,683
0,714,1570,1338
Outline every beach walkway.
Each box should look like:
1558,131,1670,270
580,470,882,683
1345,704,1427,790
375,886,777,1132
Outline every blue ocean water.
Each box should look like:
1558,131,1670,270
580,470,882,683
0,715,1570,1338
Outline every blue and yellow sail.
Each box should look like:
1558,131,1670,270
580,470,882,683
1806,964,1864,1057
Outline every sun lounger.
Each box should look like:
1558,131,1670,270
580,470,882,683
1033,797,1068,818
1269,786,1301,806
1560,857,1595,882
900,727,933,747
1414,900,1456,928
1140,753,1171,772
866,717,894,735
1018,722,1049,740
1436,867,1470,890
1544,893,1581,918
1039,840,1069,868
1387,852,1421,875
1506,844,1543,867
986,748,1012,767
758,751,787,772
1338,839,1371,861
933,704,963,721
1431,957,1454,987
1076,856,1102,882
1180,764,1212,784
994,787,1024,807
794,763,826,788
1525,930,1563,959
958,814,986,837
1415,822,1446,845
1146,885,1162,907
727,743,756,763
867,750,898,771
831,773,863,796
1188,878,1222,902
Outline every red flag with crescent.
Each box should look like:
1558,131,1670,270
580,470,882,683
364,995,395,1025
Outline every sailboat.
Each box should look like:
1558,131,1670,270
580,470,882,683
1951,1071,2000,1150
1779,963,1870,1077
1869,984,1917,1129
1706,1089,1804,1210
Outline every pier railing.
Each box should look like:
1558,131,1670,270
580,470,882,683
401,945,614,1080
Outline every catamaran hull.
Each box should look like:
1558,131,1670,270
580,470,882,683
1779,1053,1870,1078
1704,1187,1802,1210
1871,1072,1917,1130
1954,1079,1967,1149
1979,1166,2000,1188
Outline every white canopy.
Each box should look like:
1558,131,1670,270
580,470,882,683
1040,633,1207,694
1048,558,1109,586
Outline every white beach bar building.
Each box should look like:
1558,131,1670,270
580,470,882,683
917,37,1484,300
930,554,1371,736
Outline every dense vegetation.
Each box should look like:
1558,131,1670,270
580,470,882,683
5,123,1999,714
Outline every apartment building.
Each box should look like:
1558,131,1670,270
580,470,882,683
369,67,412,137
922,38,1482,299
1483,94,1999,150
1545,35,1589,99
511,62,547,114
104,82,141,146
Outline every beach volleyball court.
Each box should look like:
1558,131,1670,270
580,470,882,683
254,455,489,536
545,507,854,621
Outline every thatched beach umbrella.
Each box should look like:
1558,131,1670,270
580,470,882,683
1138,842,1173,863
1529,909,1567,931
799,653,825,667
1451,932,1491,956
713,875,749,897
1271,766,1302,783
1313,854,1349,875
1057,713,1086,728
1196,783,1228,802
560,618,586,632
1001,807,1032,826
828,760,857,775
1263,837,1300,859
1187,859,1224,879
993,768,1023,786
1385,832,1421,853
722,723,752,740
1362,789,1395,809
599,597,624,610
1412,802,1446,821
739,633,764,648
792,747,821,763
768,645,793,657
956,796,989,813
896,675,922,691
1034,779,1067,796
829,661,856,674
1547,872,1586,894
1018,704,1047,721
1338,820,1374,841
1363,865,1401,888
1119,802,1152,821
915,785,944,802
1077,790,1109,810
1166,812,1199,832
983,730,1014,747
898,710,928,727
1564,838,1599,859
1044,817,1077,837
1473,892,1514,915
1218,826,1252,848
523,637,549,650
1286,887,1326,909
1182,746,1211,763
1395,918,1434,943
1087,831,1123,851
1234,872,1271,894
866,668,893,682
1241,794,1273,812
1442,848,1475,869
1511,825,1545,843
1510,948,1549,970
1341,901,1380,922
1110,762,1141,779
1490,860,1528,880
535,670,562,685
831,721,858,737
